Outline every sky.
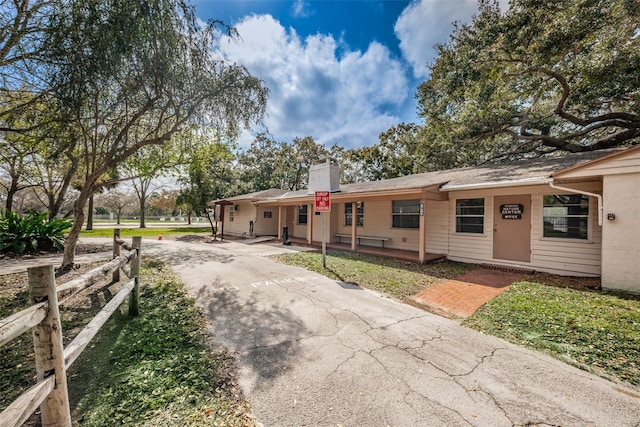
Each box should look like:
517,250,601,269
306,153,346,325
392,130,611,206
192,0,492,149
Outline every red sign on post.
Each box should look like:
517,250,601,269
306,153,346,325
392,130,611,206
315,191,331,212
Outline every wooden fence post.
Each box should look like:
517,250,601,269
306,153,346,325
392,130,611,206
28,265,72,427
112,228,120,282
128,236,142,316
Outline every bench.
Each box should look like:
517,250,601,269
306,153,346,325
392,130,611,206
334,233,391,248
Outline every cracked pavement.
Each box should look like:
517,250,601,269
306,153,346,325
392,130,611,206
141,238,640,427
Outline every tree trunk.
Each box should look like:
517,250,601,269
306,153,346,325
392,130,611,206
86,195,94,230
139,196,146,228
62,192,89,268
5,180,18,212
187,210,192,224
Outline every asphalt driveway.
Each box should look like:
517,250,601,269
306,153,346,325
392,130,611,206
120,238,640,425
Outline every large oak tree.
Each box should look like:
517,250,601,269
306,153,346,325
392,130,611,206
417,0,640,164
38,1,268,267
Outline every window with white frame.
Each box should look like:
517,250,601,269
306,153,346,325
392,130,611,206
298,205,308,224
543,194,589,239
392,199,420,229
455,198,484,233
344,202,364,226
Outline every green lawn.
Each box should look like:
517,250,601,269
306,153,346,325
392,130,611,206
79,226,212,238
0,259,254,426
271,250,472,301
272,250,640,387
464,281,640,386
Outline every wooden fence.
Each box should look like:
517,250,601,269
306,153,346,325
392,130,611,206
0,232,141,427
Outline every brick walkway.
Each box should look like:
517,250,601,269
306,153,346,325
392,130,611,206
409,268,526,319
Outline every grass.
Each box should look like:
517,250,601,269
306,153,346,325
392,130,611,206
79,226,212,238
270,250,472,301
0,259,255,426
463,281,640,386
272,249,640,387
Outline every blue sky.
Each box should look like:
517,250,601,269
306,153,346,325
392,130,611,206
193,0,496,149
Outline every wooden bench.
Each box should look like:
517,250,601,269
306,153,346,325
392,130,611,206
334,233,391,248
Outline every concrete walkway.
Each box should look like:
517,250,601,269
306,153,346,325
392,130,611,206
3,238,640,426
144,238,640,426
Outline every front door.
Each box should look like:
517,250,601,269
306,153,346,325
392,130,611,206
493,195,531,262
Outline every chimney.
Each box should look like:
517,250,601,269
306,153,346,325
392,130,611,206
308,158,341,194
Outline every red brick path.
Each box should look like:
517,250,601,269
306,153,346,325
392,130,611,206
409,269,525,319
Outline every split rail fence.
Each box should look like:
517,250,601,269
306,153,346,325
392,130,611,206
0,231,142,427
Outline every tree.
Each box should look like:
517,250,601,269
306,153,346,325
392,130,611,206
177,137,237,235
98,189,135,224
236,134,333,192
342,123,423,182
122,142,183,228
417,0,640,163
40,2,268,267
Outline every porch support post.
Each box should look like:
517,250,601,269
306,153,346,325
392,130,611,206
277,206,283,240
307,203,313,244
419,198,427,263
351,202,357,251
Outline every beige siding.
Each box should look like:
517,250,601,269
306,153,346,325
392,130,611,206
601,173,640,292
531,194,601,276
425,200,449,254
446,184,602,276
556,149,640,179
292,204,310,239
447,194,493,264
334,200,420,250
255,206,279,236
222,201,256,237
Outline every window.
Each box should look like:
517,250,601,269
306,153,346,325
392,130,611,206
345,202,364,226
543,194,589,239
392,200,420,228
229,210,234,222
455,198,484,233
298,205,308,224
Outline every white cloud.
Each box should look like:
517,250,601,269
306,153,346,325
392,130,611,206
212,14,410,148
291,0,311,18
394,0,509,78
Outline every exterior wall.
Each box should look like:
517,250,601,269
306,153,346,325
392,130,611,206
222,201,256,237
333,200,420,251
555,148,640,179
255,206,279,236
446,183,602,276
601,174,640,293
292,204,310,239
424,200,449,255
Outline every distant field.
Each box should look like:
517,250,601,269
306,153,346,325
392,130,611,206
79,226,212,238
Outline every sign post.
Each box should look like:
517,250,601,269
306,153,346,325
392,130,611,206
315,191,331,268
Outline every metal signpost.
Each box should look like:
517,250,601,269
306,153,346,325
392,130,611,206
315,191,331,267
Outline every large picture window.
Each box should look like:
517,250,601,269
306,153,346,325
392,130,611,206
392,200,420,229
345,202,364,226
455,198,484,233
543,194,589,239
298,205,308,224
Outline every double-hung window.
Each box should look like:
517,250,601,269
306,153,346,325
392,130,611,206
345,202,364,226
455,198,484,233
298,205,308,224
543,194,589,239
392,200,420,229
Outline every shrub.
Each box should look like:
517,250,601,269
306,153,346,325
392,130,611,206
0,210,72,255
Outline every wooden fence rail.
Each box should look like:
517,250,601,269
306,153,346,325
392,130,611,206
0,231,141,427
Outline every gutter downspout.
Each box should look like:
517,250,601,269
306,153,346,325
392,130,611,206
549,181,603,226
